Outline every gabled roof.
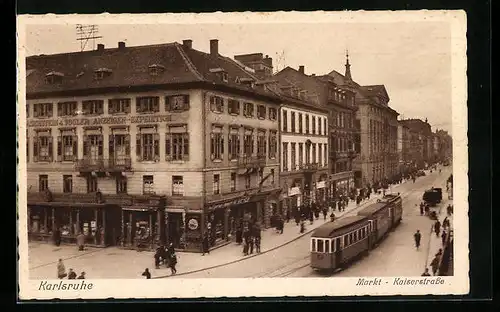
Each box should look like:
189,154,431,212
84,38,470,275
360,85,390,102
26,42,281,102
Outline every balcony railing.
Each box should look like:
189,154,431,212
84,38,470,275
75,157,132,172
237,155,266,169
300,162,319,172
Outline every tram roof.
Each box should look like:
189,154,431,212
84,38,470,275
311,216,367,238
357,202,388,216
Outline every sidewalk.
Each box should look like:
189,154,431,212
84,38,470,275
425,198,453,276
29,190,391,279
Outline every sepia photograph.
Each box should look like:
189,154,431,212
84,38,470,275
17,11,468,299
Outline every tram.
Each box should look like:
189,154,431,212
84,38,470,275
310,193,403,271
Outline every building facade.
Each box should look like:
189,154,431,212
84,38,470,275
398,118,433,169
397,121,411,175
435,129,453,163
26,39,282,252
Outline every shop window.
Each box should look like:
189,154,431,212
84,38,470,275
166,95,190,112
116,176,128,194
172,176,184,196
257,131,266,158
282,142,288,171
33,135,53,162
39,175,48,192
57,102,77,117
166,125,189,161
136,96,159,113
33,103,53,118
210,96,224,113
228,99,240,115
63,175,73,193
244,102,254,118
282,110,288,131
108,98,131,114
245,175,251,189
228,129,240,160
269,107,277,121
210,126,224,161
82,100,104,115
213,174,220,195
268,131,277,159
57,134,78,162
143,175,155,195
298,113,303,133
87,176,98,193
136,130,160,162
257,105,266,119
230,172,236,192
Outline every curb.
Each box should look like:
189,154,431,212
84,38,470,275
153,197,379,279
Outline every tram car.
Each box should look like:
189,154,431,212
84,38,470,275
310,216,371,271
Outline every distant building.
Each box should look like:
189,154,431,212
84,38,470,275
26,39,282,252
435,129,453,162
398,118,434,169
397,121,411,173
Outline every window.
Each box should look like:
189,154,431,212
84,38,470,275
291,143,296,171
166,125,189,161
305,115,310,134
230,173,236,192
63,175,73,193
45,72,63,84
257,105,266,119
166,95,190,112
210,96,224,113
268,131,277,159
172,176,184,196
245,175,251,189
318,143,322,166
312,116,316,134
94,68,112,80
26,104,29,118
298,143,304,167
312,143,316,163
324,144,328,167
116,176,128,194
344,235,348,246
271,169,275,184
324,118,327,135
149,64,165,76
213,174,220,195
108,99,131,114
244,102,254,117
325,240,330,253
87,176,98,193
282,142,288,171
57,134,78,162
298,113,303,133
136,130,160,162
33,135,53,162
33,103,53,118
318,117,322,135
228,99,240,115
83,135,104,159
210,126,224,161
282,110,288,132
229,128,240,160
57,102,77,117
143,175,154,195
136,96,160,113
39,175,48,192
269,107,277,121
311,239,316,252
109,134,131,163
291,111,296,132
82,100,104,115
243,129,254,157
257,131,266,157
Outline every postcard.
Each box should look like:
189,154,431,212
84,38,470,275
17,10,468,299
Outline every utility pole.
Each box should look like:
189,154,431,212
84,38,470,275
76,24,103,52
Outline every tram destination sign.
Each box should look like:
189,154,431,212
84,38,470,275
27,115,172,128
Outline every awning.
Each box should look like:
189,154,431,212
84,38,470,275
122,205,159,212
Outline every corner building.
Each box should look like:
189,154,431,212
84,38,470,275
26,39,281,252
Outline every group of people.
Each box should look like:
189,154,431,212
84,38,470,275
57,258,86,279
153,243,178,275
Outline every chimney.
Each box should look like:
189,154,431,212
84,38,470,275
97,44,105,51
118,42,126,49
299,65,305,74
210,39,219,56
183,39,193,49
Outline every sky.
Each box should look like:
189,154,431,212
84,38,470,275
24,21,453,134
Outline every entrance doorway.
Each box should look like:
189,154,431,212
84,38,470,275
167,213,184,249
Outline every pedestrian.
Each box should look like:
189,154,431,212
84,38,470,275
279,218,284,234
430,256,440,276
154,246,162,269
57,259,67,279
322,208,327,221
424,205,430,216
255,236,261,253
413,230,422,250
337,201,342,212
441,230,447,246
68,268,77,279
330,212,336,222
243,238,249,256
142,268,151,279
421,268,431,276
434,220,441,237
77,232,85,251
77,272,86,279
249,236,254,254
286,209,290,223
300,220,306,233
169,252,177,275
419,202,424,216
309,211,314,225
435,248,443,258
53,226,61,247
202,233,210,256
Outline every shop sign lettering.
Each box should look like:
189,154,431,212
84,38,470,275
207,196,251,210
27,115,172,127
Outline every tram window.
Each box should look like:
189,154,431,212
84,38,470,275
354,232,358,241
344,236,348,246
325,240,330,253
317,239,324,252
350,233,353,243
311,239,316,252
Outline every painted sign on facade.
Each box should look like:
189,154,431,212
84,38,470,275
27,115,172,127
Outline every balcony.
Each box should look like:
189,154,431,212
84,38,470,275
300,162,319,172
75,157,132,173
237,155,266,169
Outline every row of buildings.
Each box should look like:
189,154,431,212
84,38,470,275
24,39,452,252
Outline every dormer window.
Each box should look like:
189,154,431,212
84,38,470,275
209,68,228,82
45,71,64,84
149,64,165,76
94,68,112,80
239,77,255,88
